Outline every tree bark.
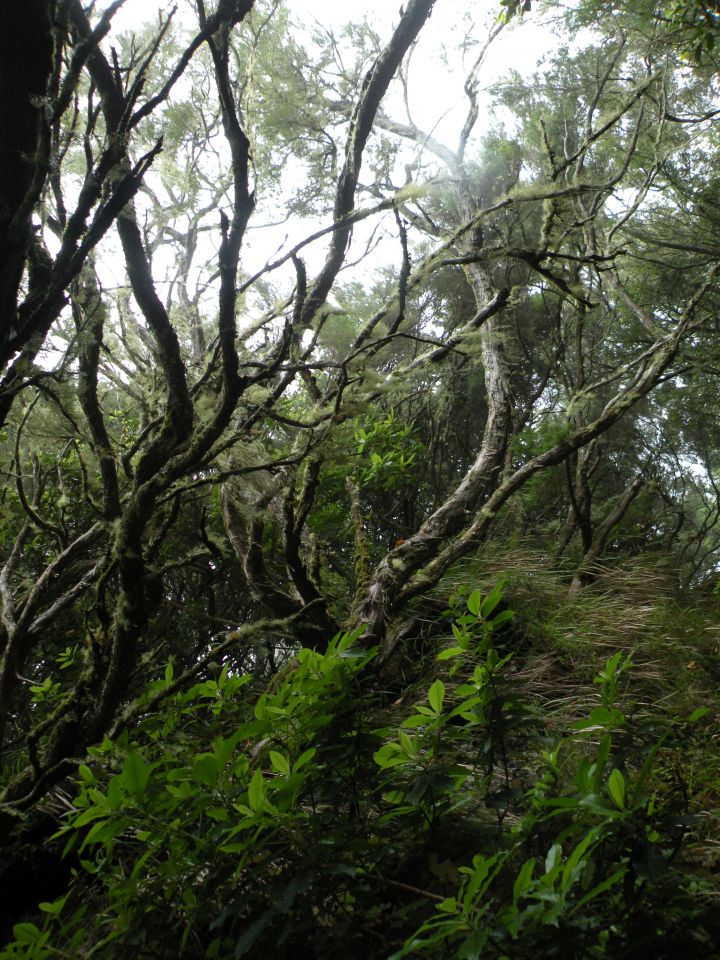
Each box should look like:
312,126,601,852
0,0,56,354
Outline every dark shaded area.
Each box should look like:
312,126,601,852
0,0,56,351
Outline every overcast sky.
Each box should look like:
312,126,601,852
86,0,559,321
106,0,557,149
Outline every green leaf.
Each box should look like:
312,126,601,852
592,734,612,791
248,770,265,812
513,858,535,906
270,751,291,775
400,712,435,727
81,816,127,850
233,908,275,957
687,706,710,724
121,750,150,798
398,729,417,758
292,748,316,773
106,774,124,811
374,744,407,769
70,805,109,829
480,581,505,620
213,733,241,767
437,897,458,913
437,646,465,661
406,774,430,805
607,768,626,810
464,853,505,903
39,893,68,916
451,622,468,645
545,842,562,875
561,828,600,894
428,679,445,714
571,866,628,913
574,707,611,731
78,764,95,783
12,922,43,943
578,794,620,818
466,590,482,616
458,928,490,958
489,608,514,629
192,754,221,786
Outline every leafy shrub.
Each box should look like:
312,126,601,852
2,587,717,959
393,652,719,959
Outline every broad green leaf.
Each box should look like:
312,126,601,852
458,928,490,958
575,756,592,793
428,679,445,714
39,893,68,916
466,590,482,616
292,748,316,773
437,897,458,913
71,805,109,829
78,764,95,783
398,729,417,758
607,768,626,810
192,754,221,786
451,622,468,645
437,646,465,661
374,744,407,768
489,608,514,628
561,828,599,894
480,581,505,620
578,794,620,818
574,707,611,731
270,751,291,775
406,774,430,805
212,734,240,767
122,750,150,798
166,781,194,800
597,651,624,683
382,789,405,804
592,734,612,791
463,853,504,904
248,770,265,812
409,705,435,717
106,774,124,811
571,866,628,913
12,922,43,943
400,712,435,727
513,858,535,906
233,908,275,957
82,816,127,850
545,842,562,875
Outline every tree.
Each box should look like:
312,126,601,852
1,0,720,939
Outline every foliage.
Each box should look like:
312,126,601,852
3,0,720,953
393,647,717,958
2,584,719,959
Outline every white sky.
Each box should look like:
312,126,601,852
70,0,561,367
107,0,557,149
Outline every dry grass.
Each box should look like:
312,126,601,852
434,546,719,722
427,545,720,871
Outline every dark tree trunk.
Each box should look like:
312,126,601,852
0,0,56,354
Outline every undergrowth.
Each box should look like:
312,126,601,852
2,574,720,959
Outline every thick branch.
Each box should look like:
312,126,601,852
301,0,437,325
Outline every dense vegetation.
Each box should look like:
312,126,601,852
1,0,720,955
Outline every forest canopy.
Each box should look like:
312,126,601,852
1,0,720,956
